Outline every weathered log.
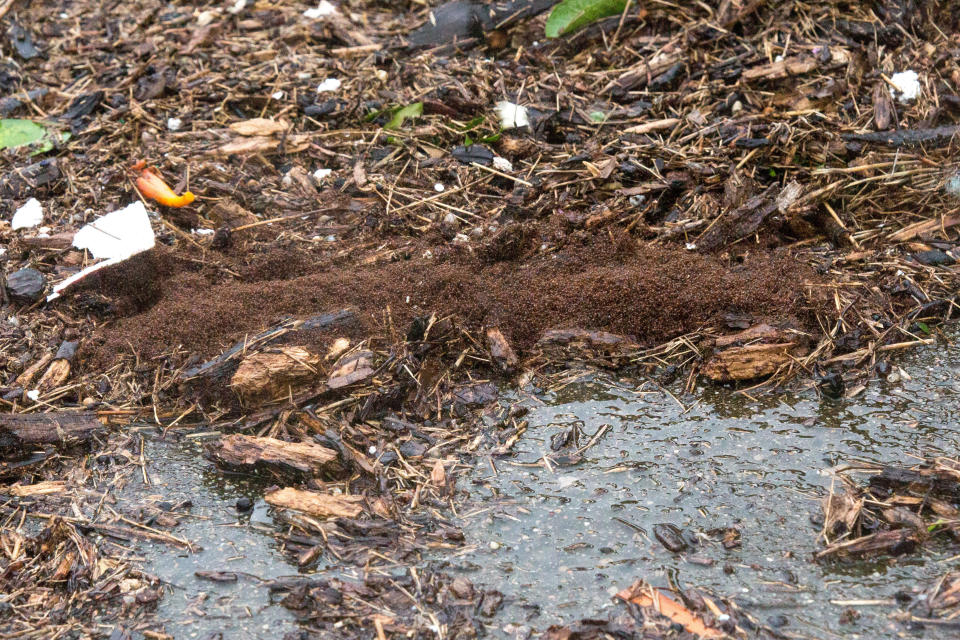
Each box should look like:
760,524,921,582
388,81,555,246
702,342,795,381
0,412,103,450
264,487,364,519
231,346,322,398
205,435,337,477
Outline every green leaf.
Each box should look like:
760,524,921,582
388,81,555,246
0,119,48,150
464,133,474,146
589,110,606,123
385,102,423,130
0,119,68,155
916,321,930,334
545,0,628,38
456,116,484,132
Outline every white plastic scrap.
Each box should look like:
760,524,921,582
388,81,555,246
192,228,215,236
495,101,529,129
47,201,156,301
303,0,337,18
167,117,182,131
317,78,341,93
227,0,246,14
313,168,333,182
26,390,39,402
434,183,445,192
492,156,513,172
889,70,920,103
12,198,43,230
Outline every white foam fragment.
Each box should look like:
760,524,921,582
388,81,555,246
434,183,445,192
167,117,182,131
12,198,43,230
271,90,285,100
48,202,156,301
73,201,155,260
495,101,529,129
227,0,246,14
303,0,337,18
313,168,333,182
317,78,341,93
492,156,513,172
26,389,39,402
197,10,218,26
193,228,215,236
890,70,920,103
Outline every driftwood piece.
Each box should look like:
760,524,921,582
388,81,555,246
205,435,337,477
702,342,795,381
231,346,322,398
0,412,104,450
264,487,364,519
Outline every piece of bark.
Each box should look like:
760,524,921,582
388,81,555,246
486,327,518,370
264,487,364,519
209,201,258,229
181,309,355,381
327,350,375,389
231,346,322,398
211,134,310,156
816,529,919,559
0,412,104,449
714,323,784,348
742,56,818,81
889,214,960,242
205,434,337,477
842,124,960,148
8,480,67,497
702,342,795,381
873,82,895,130
228,118,288,136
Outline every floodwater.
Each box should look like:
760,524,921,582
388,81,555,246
120,333,959,639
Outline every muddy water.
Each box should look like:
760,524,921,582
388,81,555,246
121,334,959,638
457,339,960,638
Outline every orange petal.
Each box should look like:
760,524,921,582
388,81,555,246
135,169,195,208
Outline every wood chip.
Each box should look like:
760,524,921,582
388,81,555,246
264,487,364,519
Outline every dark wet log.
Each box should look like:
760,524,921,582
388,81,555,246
0,412,103,450
205,434,338,477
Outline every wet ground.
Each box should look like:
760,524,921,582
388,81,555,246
121,333,959,638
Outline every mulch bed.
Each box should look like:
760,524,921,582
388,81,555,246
1,0,959,637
